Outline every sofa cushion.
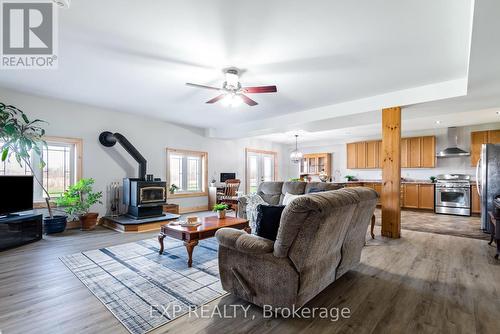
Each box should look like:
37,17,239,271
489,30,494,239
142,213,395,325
280,181,307,204
255,204,285,241
257,182,283,205
282,192,303,205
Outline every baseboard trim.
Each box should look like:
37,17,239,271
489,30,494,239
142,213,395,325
179,205,209,214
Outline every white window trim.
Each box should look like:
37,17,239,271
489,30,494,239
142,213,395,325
166,148,208,199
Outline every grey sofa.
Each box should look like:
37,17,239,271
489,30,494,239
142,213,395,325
238,181,343,219
216,187,378,309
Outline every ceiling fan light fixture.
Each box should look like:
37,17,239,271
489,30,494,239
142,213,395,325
221,93,242,107
225,70,239,88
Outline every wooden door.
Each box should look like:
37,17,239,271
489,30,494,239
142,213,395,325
347,143,357,169
488,129,500,144
409,137,421,168
470,131,489,166
377,140,383,168
356,142,367,169
403,184,419,208
421,136,436,168
418,184,435,209
471,185,481,214
366,141,379,168
401,138,409,168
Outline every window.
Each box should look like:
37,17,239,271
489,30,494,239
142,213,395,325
0,136,82,202
245,148,277,194
166,148,207,198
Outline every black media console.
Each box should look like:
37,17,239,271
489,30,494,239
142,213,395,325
0,214,43,251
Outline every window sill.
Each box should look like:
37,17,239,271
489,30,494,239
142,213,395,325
167,191,208,199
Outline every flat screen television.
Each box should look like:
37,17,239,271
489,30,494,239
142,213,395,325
0,176,34,216
220,173,236,182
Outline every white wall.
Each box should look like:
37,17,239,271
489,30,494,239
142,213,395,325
1,88,287,215
285,123,500,182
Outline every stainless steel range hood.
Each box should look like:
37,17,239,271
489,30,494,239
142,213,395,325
436,127,470,157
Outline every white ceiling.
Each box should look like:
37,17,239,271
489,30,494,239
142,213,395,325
0,0,482,139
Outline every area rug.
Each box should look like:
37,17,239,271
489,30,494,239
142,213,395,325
60,237,225,334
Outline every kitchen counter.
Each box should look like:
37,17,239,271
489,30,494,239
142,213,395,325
330,180,434,185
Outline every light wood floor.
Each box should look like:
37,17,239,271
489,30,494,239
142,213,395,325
0,218,499,334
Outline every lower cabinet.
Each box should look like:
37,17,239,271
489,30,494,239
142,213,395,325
471,185,481,214
403,184,419,208
402,184,434,210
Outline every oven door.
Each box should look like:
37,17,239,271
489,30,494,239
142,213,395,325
435,188,470,208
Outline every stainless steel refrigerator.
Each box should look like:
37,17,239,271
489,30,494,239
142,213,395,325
476,143,500,231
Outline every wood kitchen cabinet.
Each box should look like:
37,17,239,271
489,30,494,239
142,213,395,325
347,143,357,169
470,129,500,166
418,184,435,209
403,184,419,208
366,141,379,168
347,136,435,169
356,142,367,169
299,153,332,176
471,185,481,214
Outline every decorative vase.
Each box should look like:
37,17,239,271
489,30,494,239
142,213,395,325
217,210,226,219
43,215,68,234
79,212,99,231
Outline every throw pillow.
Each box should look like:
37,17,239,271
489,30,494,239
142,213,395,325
255,204,285,241
282,192,302,205
245,193,267,233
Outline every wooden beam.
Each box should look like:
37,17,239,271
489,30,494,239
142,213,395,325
381,107,401,238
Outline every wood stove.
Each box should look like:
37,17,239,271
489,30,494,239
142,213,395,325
99,131,166,219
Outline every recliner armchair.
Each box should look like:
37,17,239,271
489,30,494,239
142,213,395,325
216,187,378,309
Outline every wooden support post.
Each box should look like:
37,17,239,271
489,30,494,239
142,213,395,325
381,107,401,238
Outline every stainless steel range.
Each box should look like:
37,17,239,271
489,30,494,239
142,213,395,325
435,174,471,216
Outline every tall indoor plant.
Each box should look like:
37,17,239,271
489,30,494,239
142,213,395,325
56,178,103,230
0,102,67,231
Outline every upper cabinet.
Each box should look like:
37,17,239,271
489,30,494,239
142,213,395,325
471,130,500,166
347,136,436,169
299,153,332,176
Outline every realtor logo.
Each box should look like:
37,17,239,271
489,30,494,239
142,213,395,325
1,0,58,69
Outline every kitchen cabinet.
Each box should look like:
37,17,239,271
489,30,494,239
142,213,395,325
403,184,419,208
471,185,481,214
418,184,435,210
421,136,436,168
470,130,500,166
347,136,435,169
356,142,367,169
366,141,379,168
299,153,332,176
401,138,409,168
347,143,357,169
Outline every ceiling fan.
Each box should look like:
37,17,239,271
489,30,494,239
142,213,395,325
186,68,277,107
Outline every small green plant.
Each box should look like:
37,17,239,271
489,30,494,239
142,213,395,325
56,178,103,217
345,175,356,181
429,176,436,183
169,184,179,194
213,203,229,212
289,177,302,182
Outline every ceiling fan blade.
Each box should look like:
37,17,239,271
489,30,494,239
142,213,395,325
240,94,258,106
242,85,277,94
186,83,221,91
206,94,226,104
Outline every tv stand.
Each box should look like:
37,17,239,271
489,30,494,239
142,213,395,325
0,214,42,251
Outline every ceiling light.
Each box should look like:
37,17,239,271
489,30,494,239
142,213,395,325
290,135,303,164
225,69,239,88
435,120,441,124
496,111,500,116
221,93,242,107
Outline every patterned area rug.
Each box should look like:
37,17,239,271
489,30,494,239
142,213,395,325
60,237,225,334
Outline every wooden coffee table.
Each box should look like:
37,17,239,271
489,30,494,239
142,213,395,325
158,216,250,267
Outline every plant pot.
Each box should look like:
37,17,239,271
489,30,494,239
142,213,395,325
217,210,226,219
43,215,68,234
79,213,99,231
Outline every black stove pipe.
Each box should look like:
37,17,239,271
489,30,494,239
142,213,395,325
99,131,147,180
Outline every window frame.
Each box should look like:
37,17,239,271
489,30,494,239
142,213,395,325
166,148,208,199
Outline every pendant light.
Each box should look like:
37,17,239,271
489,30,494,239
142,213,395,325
290,134,303,164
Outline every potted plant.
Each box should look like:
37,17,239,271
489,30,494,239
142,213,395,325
0,102,69,233
345,175,357,182
56,178,103,231
169,184,179,195
429,176,436,183
213,203,229,219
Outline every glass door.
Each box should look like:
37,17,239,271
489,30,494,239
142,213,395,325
246,150,276,194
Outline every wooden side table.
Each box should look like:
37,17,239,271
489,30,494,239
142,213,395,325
488,212,499,260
